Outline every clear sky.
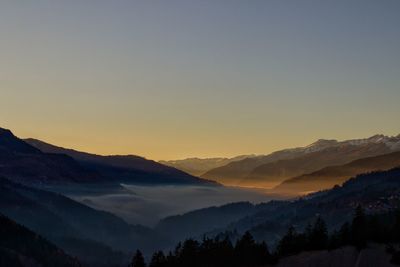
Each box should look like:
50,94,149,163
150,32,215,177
1,1,399,160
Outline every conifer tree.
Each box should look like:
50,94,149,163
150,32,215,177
351,205,367,248
309,216,328,250
149,251,166,267
131,250,146,267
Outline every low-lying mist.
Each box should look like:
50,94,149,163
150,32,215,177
69,184,285,226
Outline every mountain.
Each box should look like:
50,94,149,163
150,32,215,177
0,213,81,267
202,134,400,187
0,175,170,265
200,139,345,185
25,137,217,186
274,151,400,195
227,168,400,244
161,168,400,247
0,128,104,185
160,155,254,177
241,141,396,188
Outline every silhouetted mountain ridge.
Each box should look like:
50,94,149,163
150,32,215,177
25,138,217,186
0,128,104,185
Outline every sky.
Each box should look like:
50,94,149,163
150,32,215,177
0,1,399,160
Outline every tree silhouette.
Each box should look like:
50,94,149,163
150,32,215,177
141,206,400,267
308,216,328,250
131,250,146,267
149,251,166,267
351,205,367,248
277,226,302,257
177,239,200,267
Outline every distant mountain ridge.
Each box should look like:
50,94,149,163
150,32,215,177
201,134,400,186
274,150,400,195
160,155,255,176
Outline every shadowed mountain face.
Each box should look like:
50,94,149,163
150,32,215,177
274,151,400,195
0,176,170,265
25,138,217,186
0,213,80,267
156,201,271,243
0,128,104,185
201,135,400,187
160,155,254,177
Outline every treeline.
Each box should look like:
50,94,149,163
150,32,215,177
131,206,400,267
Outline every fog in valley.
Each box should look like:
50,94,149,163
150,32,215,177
70,184,283,226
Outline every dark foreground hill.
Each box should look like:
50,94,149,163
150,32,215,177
0,176,170,266
25,137,216,185
265,245,396,267
0,213,80,267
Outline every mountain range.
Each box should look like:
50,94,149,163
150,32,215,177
2,126,400,266
274,151,400,195
201,135,400,188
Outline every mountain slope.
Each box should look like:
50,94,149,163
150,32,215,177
25,138,216,185
0,213,80,267
164,168,400,246
274,151,400,195
228,168,400,244
242,141,396,187
200,139,346,184
156,202,265,242
160,155,254,177
0,176,170,262
202,134,400,186
0,128,104,185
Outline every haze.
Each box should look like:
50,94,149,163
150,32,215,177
1,1,400,160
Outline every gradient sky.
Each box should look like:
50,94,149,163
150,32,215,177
1,1,399,160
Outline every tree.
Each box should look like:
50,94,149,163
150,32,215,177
235,231,256,266
309,216,328,250
177,239,200,267
392,210,400,242
149,251,166,267
351,205,367,248
339,222,351,245
234,231,270,267
277,226,301,257
131,250,146,267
